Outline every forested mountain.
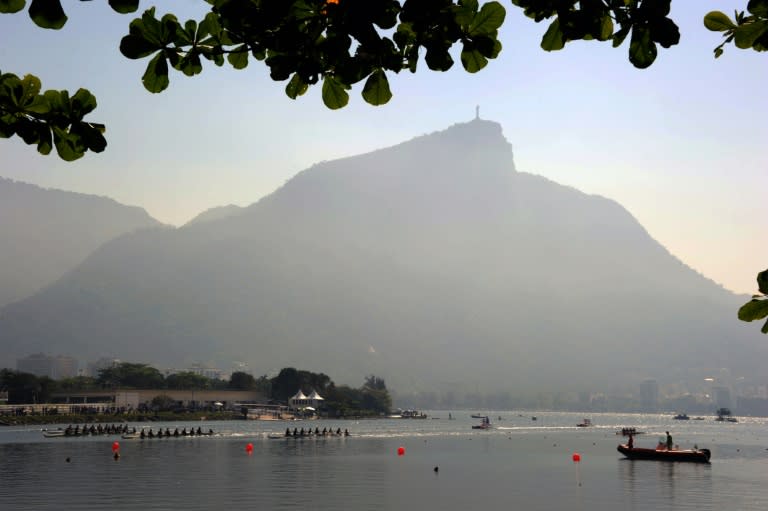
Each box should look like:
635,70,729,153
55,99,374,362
0,120,762,395
0,177,162,308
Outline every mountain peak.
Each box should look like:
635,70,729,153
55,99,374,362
393,118,516,173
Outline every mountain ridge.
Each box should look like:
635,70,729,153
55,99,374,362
0,176,163,308
0,120,762,394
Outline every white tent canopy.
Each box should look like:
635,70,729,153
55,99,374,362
307,390,324,401
290,389,324,409
290,390,308,401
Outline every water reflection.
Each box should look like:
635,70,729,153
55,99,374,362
618,458,712,510
0,414,765,511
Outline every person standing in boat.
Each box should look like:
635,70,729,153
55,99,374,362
627,433,634,449
665,431,673,451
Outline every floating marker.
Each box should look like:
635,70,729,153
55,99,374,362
397,446,405,456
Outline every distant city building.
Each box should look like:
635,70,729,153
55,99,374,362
17,353,53,377
188,363,224,380
639,379,659,411
712,386,732,410
16,353,77,379
51,355,77,379
86,357,120,377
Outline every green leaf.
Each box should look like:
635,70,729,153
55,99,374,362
600,15,614,41
142,52,169,93
19,74,41,107
461,45,488,73
70,88,97,118
651,17,680,48
26,94,50,114
468,1,505,37
738,298,768,321
227,46,249,69
0,0,25,14
42,89,68,114
424,47,454,71
704,11,737,32
178,53,203,76
52,126,83,162
613,25,631,48
285,73,308,99
198,12,221,42
28,0,66,29
474,35,501,58
15,117,39,144
36,124,52,156
453,0,478,29
321,76,349,110
629,26,657,68
75,122,107,153
734,20,768,49
757,269,768,294
541,18,565,51
108,0,139,14
0,115,16,138
120,34,161,59
361,70,392,106
748,0,768,17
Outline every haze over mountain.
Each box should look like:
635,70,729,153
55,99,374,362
0,120,763,395
0,177,162,308
183,204,245,227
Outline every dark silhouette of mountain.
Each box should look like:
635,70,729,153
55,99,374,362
0,120,763,394
0,177,162,308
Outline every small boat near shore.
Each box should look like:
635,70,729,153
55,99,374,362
472,417,491,430
576,418,592,427
42,429,66,438
617,444,711,463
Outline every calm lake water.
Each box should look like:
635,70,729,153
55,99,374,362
1,411,766,510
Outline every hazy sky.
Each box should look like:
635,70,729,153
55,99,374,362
1,1,765,295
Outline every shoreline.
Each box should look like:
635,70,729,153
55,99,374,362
0,412,389,426
0,411,240,426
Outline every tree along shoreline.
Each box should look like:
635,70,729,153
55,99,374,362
0,410,400,427
1,365,393,419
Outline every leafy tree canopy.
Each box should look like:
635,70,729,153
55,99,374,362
0,368,57,403
96,362,165,389
166,371,212,390
228,371,257,390
1,0,764,161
